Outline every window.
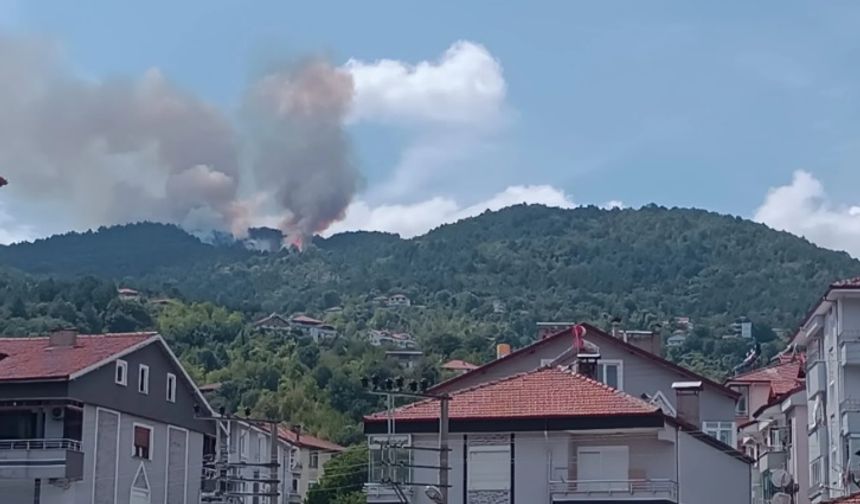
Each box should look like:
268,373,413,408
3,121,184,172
292,479,298,492
137,365,149,394
540,358,555,367
133,424,153,459
468,444,511,491
166,373,176,403
811,458,822,488
703,421,736,446
733,386,748,416
258,436,266,463
597,360,623,390
239,430,249,461
115,360,128,386
768,428,783,450
309,450,319,469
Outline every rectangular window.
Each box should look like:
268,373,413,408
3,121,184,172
166,373,177,402
258,436,266,463
292,479,298,492
115,359,128,386
133,424,152,459
811,458,822,487
240,430,249,461
309,450,319,469
733,386,748,416
703,421,736,446
597,360,623,390
768,428,783,450
468,444,511,491
138,364,149,394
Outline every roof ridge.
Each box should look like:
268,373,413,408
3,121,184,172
0,331,158,340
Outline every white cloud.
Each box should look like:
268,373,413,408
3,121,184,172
0,203,35,244
754,170,860,257
344,41,506,126
323,185,574,238
602,200,625,210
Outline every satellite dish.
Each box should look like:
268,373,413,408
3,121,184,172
771,469,793,488
424,486,443,504
772,492,792,504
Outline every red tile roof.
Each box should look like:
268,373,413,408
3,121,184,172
0,333,157,381
831,277,860,289
291,315,323,325
366,367,659,423
277,426,345,452
441,359,478,371
727,358,804,396
430,323,738,399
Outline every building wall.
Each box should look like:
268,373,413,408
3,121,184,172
298,446,335,496
68,342,214,435
678,430,751,504
789,400,811,504
433,330,737,426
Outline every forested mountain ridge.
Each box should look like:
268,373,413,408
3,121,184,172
0,204,857,444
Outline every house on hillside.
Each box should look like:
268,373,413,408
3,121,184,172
441,359,478,376
791,277,860,502
666,332,687,347
117,287,141,301
253,312,293,333
367,330,418,349
385,350,424,370
364,364,752,504
386,294,411,307
430,322,741,446
0,330,217,504
290,315,338,343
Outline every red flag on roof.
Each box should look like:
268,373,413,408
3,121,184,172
572,324,587,352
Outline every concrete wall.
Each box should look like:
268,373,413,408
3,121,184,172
789,401,810,504
678,430,750,504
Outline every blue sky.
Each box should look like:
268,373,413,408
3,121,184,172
2,1,860,255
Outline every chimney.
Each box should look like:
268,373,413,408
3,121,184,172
496,343,511,359
672,381,703,425
610,317,621,338
49,329,78,348
575,352,601,380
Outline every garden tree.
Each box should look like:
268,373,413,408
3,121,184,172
104,299,152,332
305,444,368,504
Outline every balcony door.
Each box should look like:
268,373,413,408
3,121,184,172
577,446,629,492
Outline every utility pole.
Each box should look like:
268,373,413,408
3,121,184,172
269,421,279,504
439,397,450,504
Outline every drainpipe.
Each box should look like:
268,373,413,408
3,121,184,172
545,429,551,504
675,425,681,503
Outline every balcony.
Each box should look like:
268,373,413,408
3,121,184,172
807,360,827,396
549,479,678,502
0,438,84,480
759,449,788,473
842,340,860,366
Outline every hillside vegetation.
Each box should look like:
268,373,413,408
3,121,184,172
0,204,857,443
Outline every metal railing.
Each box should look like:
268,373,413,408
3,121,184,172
840,329,860,342
0,438,81,451
843,398,860,412
364,483,413,497
549,479,678,499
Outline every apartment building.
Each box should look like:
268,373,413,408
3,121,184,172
277,427,344,497
727,356,805,427
364,366,752,504
793,278,860,502
430,323,740,446
0,330,216,504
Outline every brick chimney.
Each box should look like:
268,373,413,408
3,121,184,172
49,329,78,348
575,352,601,380
672,381,703,426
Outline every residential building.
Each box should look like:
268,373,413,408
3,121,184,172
0,330,217,504
491,300,506,314
386,294,411,308
739,386,809,504
278,427,345,498
385,350,424,370
368,330,418,349
252,313,293,333
289,315,338,343
364,366,752,504
431,323,740,446
732,318,754,339
118,287,141,301
440,359,478,377
792,278,860,502
726,356,805,428
666,333,687,348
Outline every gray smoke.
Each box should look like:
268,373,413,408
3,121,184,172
246,59,360,247
0,34,360,243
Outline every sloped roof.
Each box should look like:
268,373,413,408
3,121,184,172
277,425,345,452
365,367,659,423
430,323,738,398
830,493,860,503
0,333,157,381
727,358,804,396
291,315,323,325
441,359,478,371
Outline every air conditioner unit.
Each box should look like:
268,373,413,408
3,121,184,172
50,407,64,421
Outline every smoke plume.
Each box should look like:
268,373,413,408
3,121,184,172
0,34,360,246
246,59,360,248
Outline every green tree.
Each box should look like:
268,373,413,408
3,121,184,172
305,444,367,504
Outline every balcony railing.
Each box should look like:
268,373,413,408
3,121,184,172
840,329,860,342
0,438,81,451
549,479,678,500
842,398,860,412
